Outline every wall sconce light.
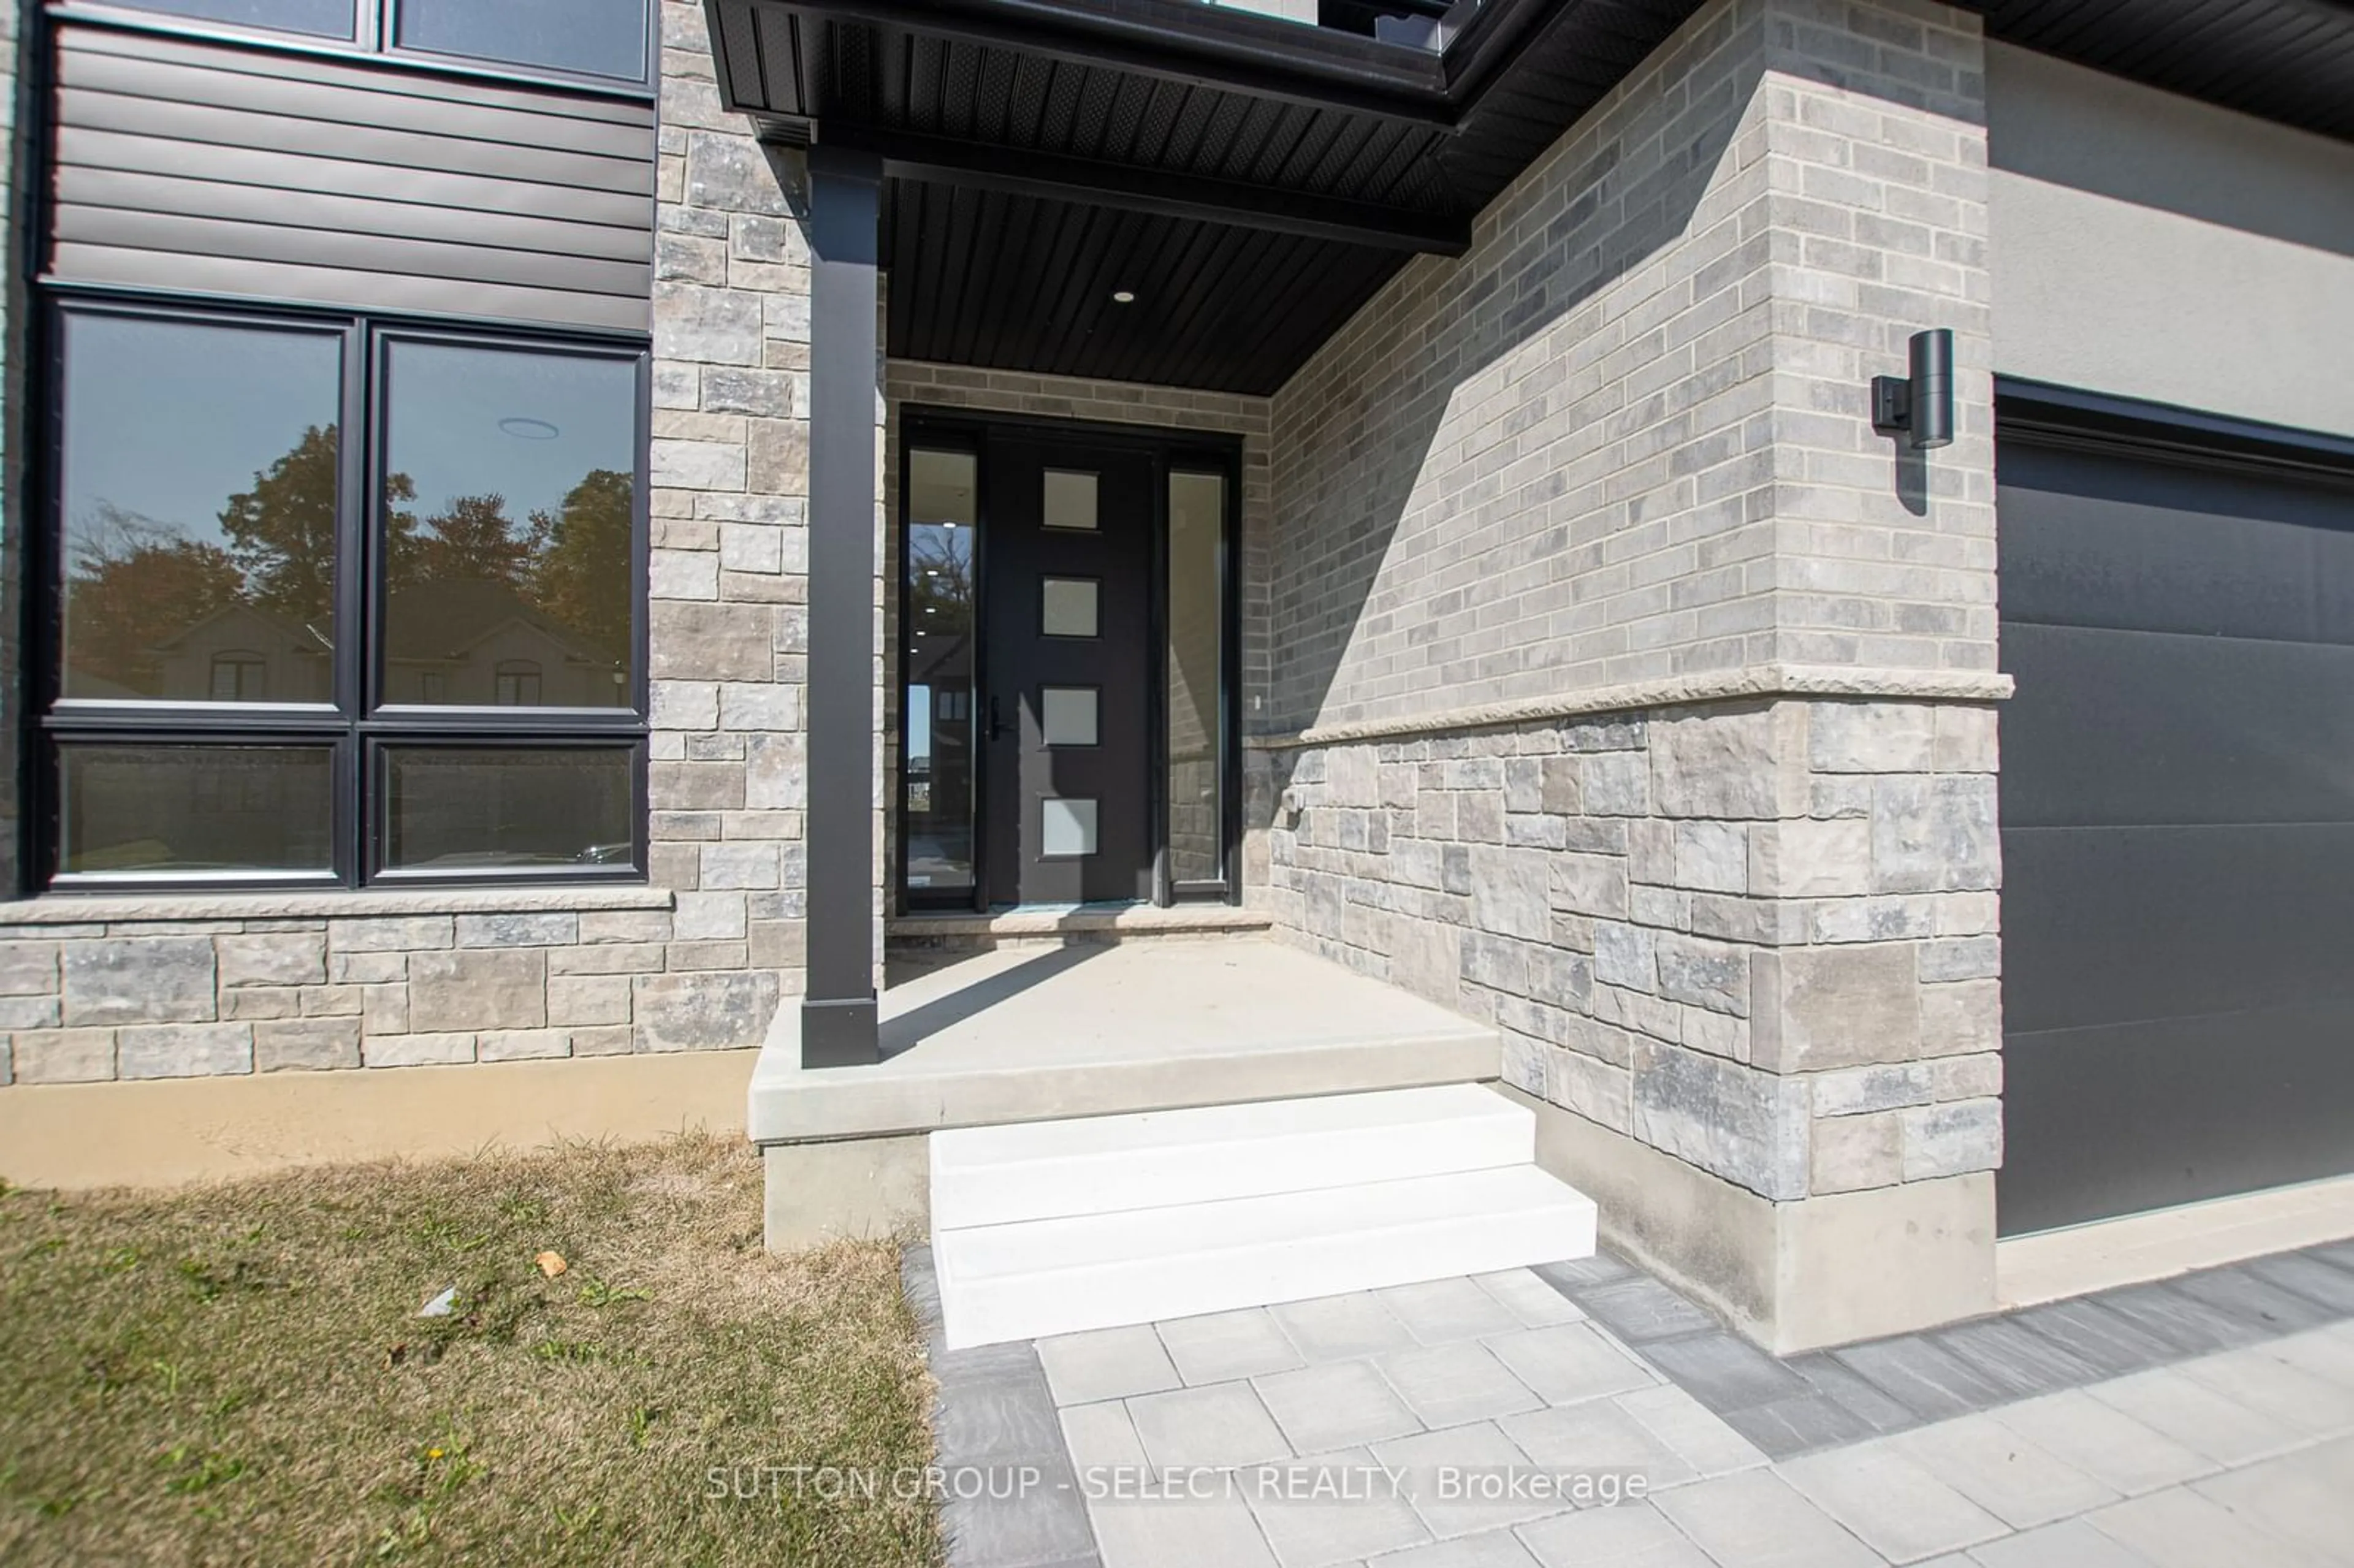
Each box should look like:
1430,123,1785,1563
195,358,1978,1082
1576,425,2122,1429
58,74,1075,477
1871,328,1954,450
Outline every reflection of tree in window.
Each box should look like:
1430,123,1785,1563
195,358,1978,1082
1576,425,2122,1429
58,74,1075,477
65,501,246,696
50,314,645,884
58,316,343,703
903,452,978,893
67,427,634,709
494,661,543,706
221,423,339,623
64,421,340,702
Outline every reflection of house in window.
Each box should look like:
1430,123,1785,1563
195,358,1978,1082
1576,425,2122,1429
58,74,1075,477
149,606,332,703
208,650,268,702
383,582,622,708
494,661,543,706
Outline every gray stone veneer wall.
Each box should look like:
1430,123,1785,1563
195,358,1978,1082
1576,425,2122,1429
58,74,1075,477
1253,0,2002,1349
1265,696,2001,1202
0,0,818,1086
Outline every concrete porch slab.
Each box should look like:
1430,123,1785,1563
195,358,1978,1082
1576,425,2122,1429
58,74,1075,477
748,937,1498,1144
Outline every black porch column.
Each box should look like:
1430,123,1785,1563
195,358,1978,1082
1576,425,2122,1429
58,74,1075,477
799,145,883,1067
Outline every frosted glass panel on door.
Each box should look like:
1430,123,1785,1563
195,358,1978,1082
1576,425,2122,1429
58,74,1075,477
1041,577,1099,637
1041,687,1099,747
1042,470,1099,531
1040,797,1099,858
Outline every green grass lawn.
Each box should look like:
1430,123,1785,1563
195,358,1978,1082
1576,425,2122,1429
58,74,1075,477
0,1135,940,1567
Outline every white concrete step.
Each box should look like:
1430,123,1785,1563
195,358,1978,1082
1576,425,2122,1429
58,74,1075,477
929,1083,1531,1230
933,1163,1598,1348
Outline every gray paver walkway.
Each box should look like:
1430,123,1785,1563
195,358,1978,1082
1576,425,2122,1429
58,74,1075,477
910,1241,2354,1568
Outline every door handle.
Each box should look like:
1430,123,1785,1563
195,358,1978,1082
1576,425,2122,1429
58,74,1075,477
988,695,1004,742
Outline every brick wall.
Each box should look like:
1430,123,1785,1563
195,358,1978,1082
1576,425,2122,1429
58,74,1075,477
1263,0,1992,738
0,0,815,1086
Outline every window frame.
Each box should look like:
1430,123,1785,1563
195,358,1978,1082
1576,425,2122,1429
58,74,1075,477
34,290,653,894
55,0,659,96
368,734,646,885
367,323,650,724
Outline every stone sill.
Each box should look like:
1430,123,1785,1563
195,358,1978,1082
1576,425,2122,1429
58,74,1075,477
0,885,677,924
1246,663,2017,750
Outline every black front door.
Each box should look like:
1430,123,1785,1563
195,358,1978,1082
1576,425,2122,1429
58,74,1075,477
981,436,1157,905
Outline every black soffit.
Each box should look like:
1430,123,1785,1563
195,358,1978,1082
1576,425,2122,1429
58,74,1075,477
1961,0,2354,145
705,0,1702,393
706,0,2354,395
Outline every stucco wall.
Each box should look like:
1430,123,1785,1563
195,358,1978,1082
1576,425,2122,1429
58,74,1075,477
1986,41,2354,438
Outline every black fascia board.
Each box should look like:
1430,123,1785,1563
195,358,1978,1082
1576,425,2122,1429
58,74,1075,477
1438,0,1574,106
752,0,1462,129
817,123,1471,254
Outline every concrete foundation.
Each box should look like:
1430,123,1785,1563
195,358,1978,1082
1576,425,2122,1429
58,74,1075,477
1518,1085,1997,1353
0,1045,760,1189
763,1134,929,1248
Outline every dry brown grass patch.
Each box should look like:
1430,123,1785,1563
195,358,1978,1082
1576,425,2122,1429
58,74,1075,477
0,1134,940,1567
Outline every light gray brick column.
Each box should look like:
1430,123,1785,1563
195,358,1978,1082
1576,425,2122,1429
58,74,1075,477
1257,0,2001,1353
641,0,816,1048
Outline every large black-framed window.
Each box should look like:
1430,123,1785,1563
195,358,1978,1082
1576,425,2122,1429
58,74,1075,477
68,0,657,91
38,295,650,891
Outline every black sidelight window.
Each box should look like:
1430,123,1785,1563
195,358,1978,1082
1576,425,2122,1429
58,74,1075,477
40,298,649,889
96,0,654,87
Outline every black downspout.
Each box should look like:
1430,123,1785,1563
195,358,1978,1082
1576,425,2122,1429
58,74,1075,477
799,145,884,1068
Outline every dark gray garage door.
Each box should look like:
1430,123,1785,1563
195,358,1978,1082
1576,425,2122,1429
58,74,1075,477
1999,413,2354,1235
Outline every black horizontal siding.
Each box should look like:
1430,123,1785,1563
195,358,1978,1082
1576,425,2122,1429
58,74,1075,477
47,23,655,333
